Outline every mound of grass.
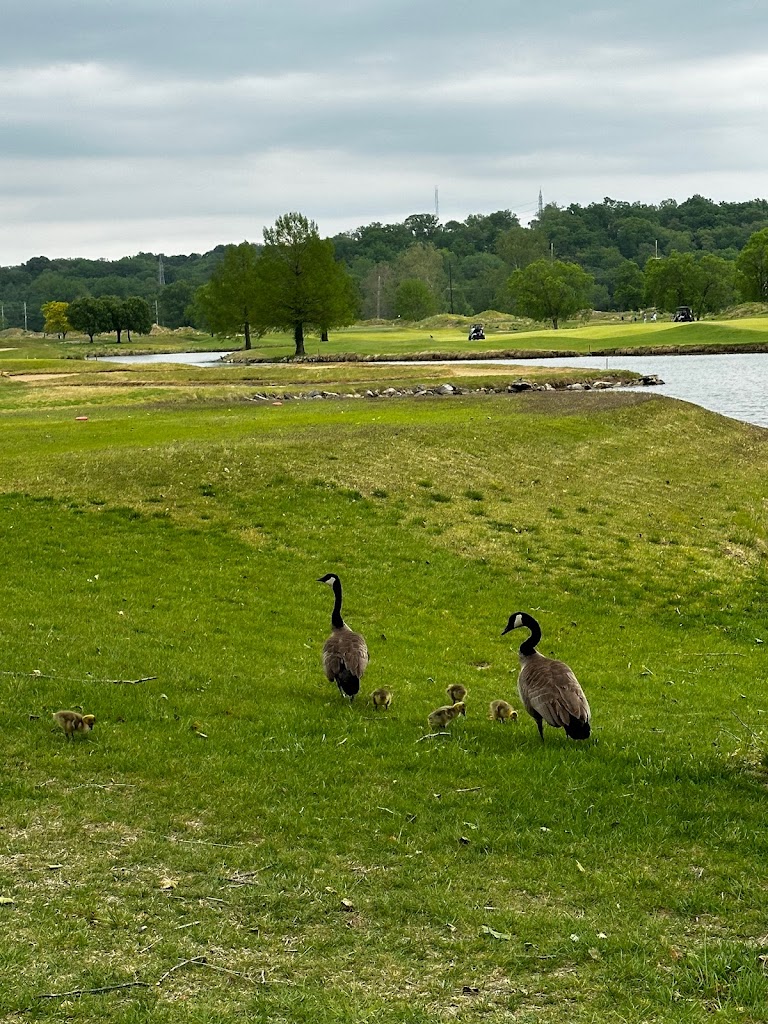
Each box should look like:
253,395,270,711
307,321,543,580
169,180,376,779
1,384,768,1022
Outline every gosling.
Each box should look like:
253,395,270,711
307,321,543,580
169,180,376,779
427,701,466,730
371,687,392,710
446,683,467,704
52,710,96,739
488,699,518,724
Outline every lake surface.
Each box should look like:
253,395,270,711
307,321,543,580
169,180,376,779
483,352,768,428
100,349,768,429
99,350,234,367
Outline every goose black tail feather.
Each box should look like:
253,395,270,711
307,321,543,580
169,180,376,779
336,668,360,699
565,716,591,740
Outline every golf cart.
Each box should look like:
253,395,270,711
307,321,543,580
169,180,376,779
468,323,485,341
673,306,694,322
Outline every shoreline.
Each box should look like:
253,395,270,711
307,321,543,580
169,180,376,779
227,341,768,364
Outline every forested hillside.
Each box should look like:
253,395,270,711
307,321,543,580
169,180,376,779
3,195,768,331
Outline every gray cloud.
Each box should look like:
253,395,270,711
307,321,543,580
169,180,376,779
1,1,767,263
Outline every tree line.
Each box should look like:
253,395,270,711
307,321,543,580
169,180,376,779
3,195,768,337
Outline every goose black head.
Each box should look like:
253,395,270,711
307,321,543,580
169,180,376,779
317,573,340,587
501,612,525,636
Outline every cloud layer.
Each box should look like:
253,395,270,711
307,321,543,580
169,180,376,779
2,1,767,263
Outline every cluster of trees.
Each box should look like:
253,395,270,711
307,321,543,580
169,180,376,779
196,214,357,354
42,295,153,343
3,196,768,337
34,215,358,355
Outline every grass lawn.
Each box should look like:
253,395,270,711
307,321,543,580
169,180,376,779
3,314,768,368
1,370,767,1022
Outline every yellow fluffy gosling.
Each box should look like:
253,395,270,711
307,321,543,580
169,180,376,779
52,710,95,739
488,699,518,724
427,701,466,730
371,687,392,710
446,683,467,704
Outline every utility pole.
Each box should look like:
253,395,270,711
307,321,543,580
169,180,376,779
158,254,165,286
376,273,381,320
448,261,454,314
24,301,28,331
0,303,4,330
155,299,160,326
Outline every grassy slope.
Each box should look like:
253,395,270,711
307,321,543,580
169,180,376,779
1,382,767,1023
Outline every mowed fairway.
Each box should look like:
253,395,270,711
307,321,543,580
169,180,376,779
1,382,768,1023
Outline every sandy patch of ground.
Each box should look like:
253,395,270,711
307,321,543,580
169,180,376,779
8,372,78,382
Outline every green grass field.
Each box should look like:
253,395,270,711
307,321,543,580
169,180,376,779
3,311,768,365
1,359,768,1022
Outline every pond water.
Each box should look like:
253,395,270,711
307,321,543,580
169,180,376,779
99,349,768,429
484,352,768,429
99,350,235,367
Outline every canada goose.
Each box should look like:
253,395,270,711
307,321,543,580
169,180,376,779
371,687,392,710
427,701,466,730
446,683,467,704
318,573,369,700
52,710,96,739
489,699,518,724
501,612,591,741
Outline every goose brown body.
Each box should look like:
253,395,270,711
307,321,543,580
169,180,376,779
319,573,369,700
502,612,590,741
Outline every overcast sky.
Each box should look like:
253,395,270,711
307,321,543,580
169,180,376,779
2,0,767,265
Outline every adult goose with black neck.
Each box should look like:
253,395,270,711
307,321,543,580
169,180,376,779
318,573,369,701
502,611,591,741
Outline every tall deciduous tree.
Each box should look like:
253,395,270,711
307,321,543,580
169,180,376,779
736,228,768,302
394,279,436,321
98,295,152,343
195,242,260,349
67,296,109,342
644,252,734,318
253,213,357,357
506,259,594,329
613,260,646,311
122,296,153,341
41,300,72,338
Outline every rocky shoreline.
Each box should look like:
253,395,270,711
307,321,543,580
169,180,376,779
243,374,664,403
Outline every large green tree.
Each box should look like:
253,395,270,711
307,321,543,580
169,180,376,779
735,228,768,302
67,296,109,342
506,259,594,329
253,213,357,357
98,295,152,343
195,242,260,349
613,261,646,311
158,280,196,329
41,301,72,338
644,252,735,319
122,296,153,341
394,279,436,321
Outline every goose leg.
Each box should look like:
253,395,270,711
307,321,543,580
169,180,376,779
532,711,544,742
